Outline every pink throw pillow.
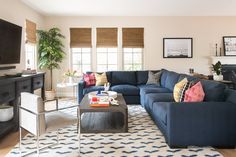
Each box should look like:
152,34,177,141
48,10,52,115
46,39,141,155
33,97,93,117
83,73,96,87
184,81,205,102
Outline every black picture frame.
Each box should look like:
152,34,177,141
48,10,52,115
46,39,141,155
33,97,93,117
223,36,236,56
163,38,193,58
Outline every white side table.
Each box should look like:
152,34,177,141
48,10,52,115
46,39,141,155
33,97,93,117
56,83,78,101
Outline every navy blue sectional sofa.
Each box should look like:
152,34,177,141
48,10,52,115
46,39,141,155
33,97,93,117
78,70,160,104
78,69,236,148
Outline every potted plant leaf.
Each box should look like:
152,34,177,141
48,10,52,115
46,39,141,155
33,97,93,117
212,61,223,81
37,28,65,100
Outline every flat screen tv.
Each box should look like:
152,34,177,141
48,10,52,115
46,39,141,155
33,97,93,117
0,19,22,64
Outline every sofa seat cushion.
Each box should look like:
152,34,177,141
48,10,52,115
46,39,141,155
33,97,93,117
111,71,137,85
138,84,162,89
144,93,174,111
139,86,171,107
140,86,171,98
200,80,226,101
152,102,168,125
83,86,104,95
111,84,140,96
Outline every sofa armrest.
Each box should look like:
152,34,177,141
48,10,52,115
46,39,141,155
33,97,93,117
167,102,236,147
78,80,86,103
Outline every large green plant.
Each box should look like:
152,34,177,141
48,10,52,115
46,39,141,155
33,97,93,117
37,28,65,90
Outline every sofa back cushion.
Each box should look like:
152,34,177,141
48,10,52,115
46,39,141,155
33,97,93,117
162,70,180,91
111,71,137,85
160,69,168,87
178,74,198,82
106,71,112,83
225,89,236,104
136,71,148,85
136,70,160,85
200,80,226,101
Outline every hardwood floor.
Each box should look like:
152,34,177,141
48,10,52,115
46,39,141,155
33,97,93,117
0,130,236,157
0,130,26,157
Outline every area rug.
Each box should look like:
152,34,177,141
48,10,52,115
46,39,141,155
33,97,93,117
7,100,222,157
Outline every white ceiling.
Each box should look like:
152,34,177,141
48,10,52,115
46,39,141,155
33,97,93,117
21,0,236,16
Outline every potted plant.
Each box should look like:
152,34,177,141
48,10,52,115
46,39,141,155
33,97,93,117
64,70,77,84
37,28,65,100
212,61,223,81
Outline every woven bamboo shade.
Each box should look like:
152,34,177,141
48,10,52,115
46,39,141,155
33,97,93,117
122,28,144,48
96,28,118,47
26,19,36,44
70,28,92,48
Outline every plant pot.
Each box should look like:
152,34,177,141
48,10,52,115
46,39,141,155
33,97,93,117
69,77,73,84
213,74,223,81
0,105,13,122
45,90,56,100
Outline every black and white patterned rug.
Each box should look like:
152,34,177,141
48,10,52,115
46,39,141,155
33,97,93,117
8,100,222,157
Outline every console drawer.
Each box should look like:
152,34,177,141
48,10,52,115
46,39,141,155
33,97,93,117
0,83,15,104
16,79,32,96
33,76,43,90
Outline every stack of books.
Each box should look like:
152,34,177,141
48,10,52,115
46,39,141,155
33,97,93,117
90,96,110,107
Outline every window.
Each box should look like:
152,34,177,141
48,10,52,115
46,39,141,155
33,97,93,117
123,48,143,71
97,48,118,71
25,43,36,69
96,28,118,71
71,48,91,74
122,28,144,71
25,19,36,69
70,28,92,74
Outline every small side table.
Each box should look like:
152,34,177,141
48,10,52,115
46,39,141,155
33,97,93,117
56,83,78,101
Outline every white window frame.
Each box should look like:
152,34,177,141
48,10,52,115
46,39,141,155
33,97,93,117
123,48,143,71
25,43,36,70
96,48,118,71
71,48,92,74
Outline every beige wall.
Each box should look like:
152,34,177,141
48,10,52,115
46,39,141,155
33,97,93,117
0,0,44,75
1,6,236,94
43,16,236,91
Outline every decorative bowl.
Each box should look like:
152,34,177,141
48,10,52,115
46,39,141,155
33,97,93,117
0,105,13,122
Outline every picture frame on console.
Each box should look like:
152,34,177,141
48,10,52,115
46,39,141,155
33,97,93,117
223,36,236,56
163,38,193,58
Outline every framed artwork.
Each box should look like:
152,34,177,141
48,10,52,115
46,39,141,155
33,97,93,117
163,38,193,58
223,36,236,56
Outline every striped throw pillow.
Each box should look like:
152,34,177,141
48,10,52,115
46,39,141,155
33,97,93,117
179,81,192,102
173,78,188,102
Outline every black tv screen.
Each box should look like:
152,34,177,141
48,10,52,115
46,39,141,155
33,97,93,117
0,19,22,64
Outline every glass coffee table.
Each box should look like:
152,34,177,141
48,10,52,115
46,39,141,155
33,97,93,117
79,93,128,133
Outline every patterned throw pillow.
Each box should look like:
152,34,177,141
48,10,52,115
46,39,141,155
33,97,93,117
95,73,108,86
146,71,162,84
173,78,188,102
83,73,96,87
184,81,205,102
179,81,192,102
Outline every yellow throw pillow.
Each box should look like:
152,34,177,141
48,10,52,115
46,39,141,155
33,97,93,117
173,78,188,102
95,73,108,86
